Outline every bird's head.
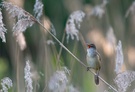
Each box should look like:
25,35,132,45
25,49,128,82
87,43,96,49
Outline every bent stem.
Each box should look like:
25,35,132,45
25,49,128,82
36,21,118,92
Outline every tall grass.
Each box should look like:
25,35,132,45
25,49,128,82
0,0,135,92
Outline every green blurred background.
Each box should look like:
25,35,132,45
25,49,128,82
0,0,135,92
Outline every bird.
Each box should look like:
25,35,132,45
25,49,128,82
86,43,101,85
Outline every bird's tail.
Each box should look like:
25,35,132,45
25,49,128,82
94,74,99,85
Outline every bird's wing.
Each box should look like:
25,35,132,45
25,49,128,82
96,51,101,62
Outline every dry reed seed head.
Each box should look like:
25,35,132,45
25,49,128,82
114,71,135,92
106,27,116,46
65,10,85,43
0,9,7,42
24,60,33,92
66,19,79,42
0,77,13,92
33,0,44,20
115,40,124,74
2,1,30,19
46,40,55,45
28,61,40,82
62,66,70,75
90,6,105,18
13,18,34,33
2,1,35,33
0,28,6,43
48,70,68,92
125,1,135,18
70,10,85,28
89,0,108,18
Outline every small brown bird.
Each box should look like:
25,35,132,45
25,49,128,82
86,44,101,85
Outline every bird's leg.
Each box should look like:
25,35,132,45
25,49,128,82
87,67,91,71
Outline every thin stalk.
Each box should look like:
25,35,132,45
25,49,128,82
69,41,78,83
15,44,20,92
45,39,49,91
42,84,47,92
34,82,37,92
57,32,65,68
70,41,78,70
36,21,118,92
38,21,86,66
79,32,87,52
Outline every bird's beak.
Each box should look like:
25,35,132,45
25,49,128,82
86,43,90,48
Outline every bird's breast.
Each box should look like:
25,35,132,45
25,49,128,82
87,55,99,69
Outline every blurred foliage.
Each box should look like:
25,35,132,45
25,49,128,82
0,0,135,92
0,58,9,78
